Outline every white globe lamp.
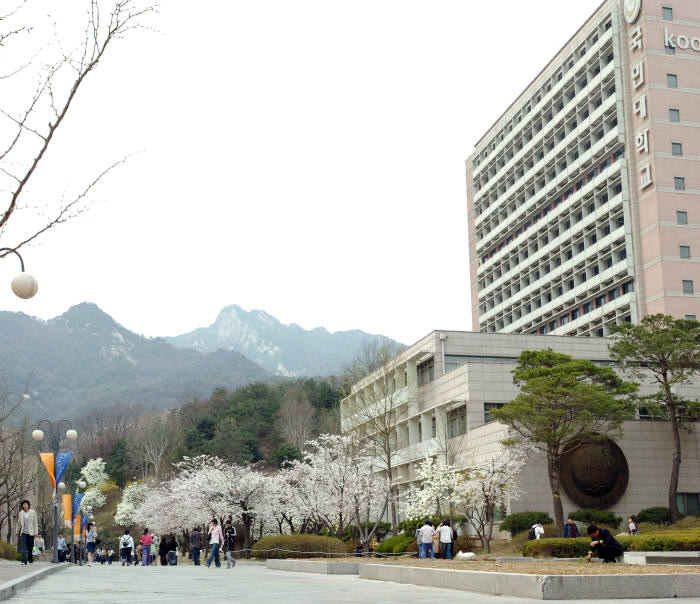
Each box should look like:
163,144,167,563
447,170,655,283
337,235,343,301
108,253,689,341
11,273,38,299
58,482,66,490
66,429,78,441
31,429,44,441
78,480,86,489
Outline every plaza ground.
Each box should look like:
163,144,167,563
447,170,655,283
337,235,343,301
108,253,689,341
8,561,700,604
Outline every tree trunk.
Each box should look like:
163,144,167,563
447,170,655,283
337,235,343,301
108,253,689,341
547,451,564,532
668,402,682,522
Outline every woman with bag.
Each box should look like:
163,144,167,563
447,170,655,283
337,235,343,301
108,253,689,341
85,523,98,566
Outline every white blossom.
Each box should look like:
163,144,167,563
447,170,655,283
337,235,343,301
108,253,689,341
80,458,109,486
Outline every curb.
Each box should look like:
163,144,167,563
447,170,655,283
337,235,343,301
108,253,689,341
0,564,68,601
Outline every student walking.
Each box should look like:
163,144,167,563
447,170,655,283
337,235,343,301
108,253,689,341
57,532,68,562
120,529,134,565
159,535,169,567
206,519,223,568
85,523,98,566
628,516,639,535
16,499,38,565
140,529,153,566
190,527,203,566
224,520,237,569
167,536,178,565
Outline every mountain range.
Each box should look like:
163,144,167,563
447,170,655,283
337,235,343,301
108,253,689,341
0,302,392,418
166,304,388,377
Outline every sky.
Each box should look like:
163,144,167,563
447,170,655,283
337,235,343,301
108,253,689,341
0,0,604,345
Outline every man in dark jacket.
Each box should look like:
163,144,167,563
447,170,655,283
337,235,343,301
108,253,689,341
586,524,622,563
562,517,580,538
224,520,237,569
190,528,202,566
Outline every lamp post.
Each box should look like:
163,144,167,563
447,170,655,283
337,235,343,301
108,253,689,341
31,420,77,563
67,479,87,565
0,248,38,299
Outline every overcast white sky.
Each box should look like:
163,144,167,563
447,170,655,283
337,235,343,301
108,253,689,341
0,0,603,344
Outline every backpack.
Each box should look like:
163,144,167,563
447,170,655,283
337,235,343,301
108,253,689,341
120,536,130,548
527,527,537,540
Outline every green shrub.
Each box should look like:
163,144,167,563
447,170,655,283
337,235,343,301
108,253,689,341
0,541,16,561
523,531,700,557
511,523,559,550
251,534,346,559
500,511,554,537
672,516,700,530
375,533,415,555
569,509,622,529
635,507,672,526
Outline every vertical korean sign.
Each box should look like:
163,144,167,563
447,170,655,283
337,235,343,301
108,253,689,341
626,1,652,190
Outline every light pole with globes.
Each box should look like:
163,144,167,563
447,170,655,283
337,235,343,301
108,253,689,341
0,248,38,299
58,478,87,565
31,421,78,563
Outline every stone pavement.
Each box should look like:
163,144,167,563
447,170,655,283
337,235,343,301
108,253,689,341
9,561,700,603
0,560,55,585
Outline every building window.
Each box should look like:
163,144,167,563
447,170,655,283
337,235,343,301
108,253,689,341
668,74,678,88
677,493,699,516
672,143,683,156
662,6,673,20
670,109,680,122
675,176,686,191
686,315,697,320
447,406,466,438
417,357,434,386
622,280,635,294
484,402,505,424
597,328,604,337
682,280,694,294
677,211,688,224
680,245,690,259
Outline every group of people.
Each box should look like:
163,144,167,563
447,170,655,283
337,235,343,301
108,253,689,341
416,520,456,559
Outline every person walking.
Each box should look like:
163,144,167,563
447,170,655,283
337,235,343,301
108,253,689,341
628,516,639,535
57,532,68,562
140,529,153,567
151,533,159,565
562,517,580,538
418,520,435,559
190,527,203,566
85,523,98,566
437,520,453,560
205,519,223,568
159,535,168,567
120,529,134,566
223,520,236,569
16,499,38,565
167,536,178,566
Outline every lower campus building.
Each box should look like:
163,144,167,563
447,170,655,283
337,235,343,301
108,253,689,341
340,331,700,524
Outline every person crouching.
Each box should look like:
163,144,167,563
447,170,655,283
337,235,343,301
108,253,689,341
585,524,622,563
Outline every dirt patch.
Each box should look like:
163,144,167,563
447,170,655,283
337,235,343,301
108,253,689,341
305,557,700,575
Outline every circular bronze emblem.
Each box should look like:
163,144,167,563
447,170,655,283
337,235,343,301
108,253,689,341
560,438,629,509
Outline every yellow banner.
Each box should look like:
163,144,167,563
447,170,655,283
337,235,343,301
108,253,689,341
39,453,56,489
62,494,72,528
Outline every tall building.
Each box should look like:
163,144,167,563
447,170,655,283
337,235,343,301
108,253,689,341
467,0,699,336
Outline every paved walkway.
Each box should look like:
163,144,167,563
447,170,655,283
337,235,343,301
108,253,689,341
0,561,54,585
9,561,700,603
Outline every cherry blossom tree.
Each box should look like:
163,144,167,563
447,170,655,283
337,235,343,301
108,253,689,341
113,481,149,526
78,457,109,519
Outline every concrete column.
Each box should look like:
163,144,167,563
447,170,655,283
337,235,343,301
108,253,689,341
421,411,434,440
397,423,409,448
435,406,447,440
406,359,418,399
408,417,420,445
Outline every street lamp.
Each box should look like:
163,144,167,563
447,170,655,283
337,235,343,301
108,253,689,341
69,479,88,566
0,248,38,299
30,419,77,563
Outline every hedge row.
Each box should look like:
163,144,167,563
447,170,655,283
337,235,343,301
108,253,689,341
500,511,554,537
374,533,415,554
251,535,346,559
523,532,700,558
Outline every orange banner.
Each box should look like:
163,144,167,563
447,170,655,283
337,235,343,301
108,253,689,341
73,514,81,538
40,452,56,489
62,494,72,528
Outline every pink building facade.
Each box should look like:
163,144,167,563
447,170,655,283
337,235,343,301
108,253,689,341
467,0,699,335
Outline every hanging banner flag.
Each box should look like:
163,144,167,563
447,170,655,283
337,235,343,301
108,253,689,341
72,493,84,523
39,453,56,489
62,494,72,527
54,452,72,486
80,514,88,537
73,514,82,538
